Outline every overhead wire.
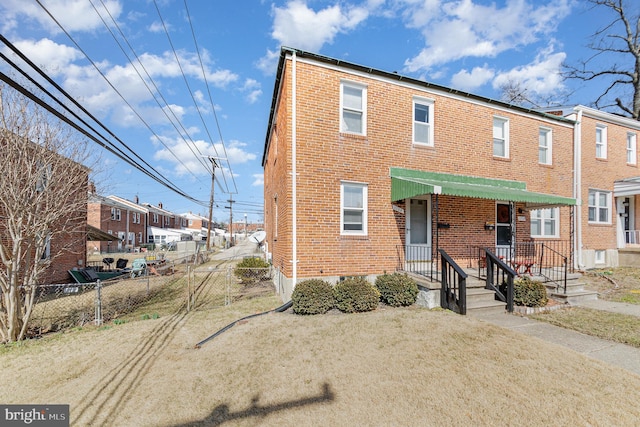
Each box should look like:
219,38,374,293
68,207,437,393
34,0,204,188
0,35,206,205
183,0,238,194
91,0,214,178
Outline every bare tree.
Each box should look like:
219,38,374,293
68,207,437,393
0,84,93,342
564,0,640,119
498,79,570,109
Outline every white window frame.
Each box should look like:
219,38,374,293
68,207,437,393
595,250,606,264
111,208,121,221
596,124,607,159
138,232,143,243
493,116,509,158
340,181,368,235
530,208,559,238
413,97,434,146
588,189,611,224
153,213,159,223
627,132,637,165
538,127,552,165
340,81,367,135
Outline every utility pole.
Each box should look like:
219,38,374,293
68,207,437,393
226,195,235,246
202,156,224,252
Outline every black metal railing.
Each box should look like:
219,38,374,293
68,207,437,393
439,249,467,315
537,243,568,294
485,249,515,313
469,241,569,294
396,245,438,281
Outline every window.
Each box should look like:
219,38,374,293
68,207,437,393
493,117,509,158
138,232,143,243
153,213,159,223
39,232,51,260
413,97,434,146
165,217,170,225
596,124,607,159
132,212,140,224
627,132,637,164
530,208,559,238
111,208,121,221
538,127,552,165
588,189,611,223
595,250,605,264
341,182,367,235
128,232,135,244
340,81,366,134
35,162,52,192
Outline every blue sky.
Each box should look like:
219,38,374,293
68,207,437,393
0,0,626,224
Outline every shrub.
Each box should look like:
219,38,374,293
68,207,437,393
375,273,419,307
233,257,270,284
291,279,335,315
514,276,548,307
334,277,380,313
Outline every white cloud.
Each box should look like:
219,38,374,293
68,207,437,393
153,137,257,179
241,79,262,104
0,0,123,34
271,0,369,52
8,38,81,77
400,0,572,73
256,49,280,74
451,65,495,91
492,46,566,96
252,173,264,187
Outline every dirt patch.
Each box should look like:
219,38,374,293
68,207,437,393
582,267,640,303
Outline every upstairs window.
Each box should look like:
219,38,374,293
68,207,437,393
530,208,558,238
341,182,367,235
493,117,509,158
153,213,159,223
111,208,121,221
413,97,434,146
538,127,552,165
588,189,610,223
627,132,637,165
596,124,607,159
340,81,366,135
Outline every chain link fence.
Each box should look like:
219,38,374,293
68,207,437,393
5,254,275,339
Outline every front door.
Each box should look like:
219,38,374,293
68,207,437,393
406,198,431,262
496,202,512,259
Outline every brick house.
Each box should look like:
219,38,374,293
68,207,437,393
262,47,577,300
87,194,147,253
0,133,88,284
547,106,640,268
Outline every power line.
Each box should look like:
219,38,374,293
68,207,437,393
34,0,205,185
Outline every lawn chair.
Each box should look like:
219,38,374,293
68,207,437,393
102,257,115,270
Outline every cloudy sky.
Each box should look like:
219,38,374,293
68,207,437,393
0,0,623,223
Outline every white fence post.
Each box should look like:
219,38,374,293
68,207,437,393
94,280,103,326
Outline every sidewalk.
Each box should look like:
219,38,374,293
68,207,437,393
470,299,640,377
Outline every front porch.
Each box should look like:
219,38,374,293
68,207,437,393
396,243,596,315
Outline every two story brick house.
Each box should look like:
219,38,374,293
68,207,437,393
547,106,640,269
262,48,576,300
87,194,147,253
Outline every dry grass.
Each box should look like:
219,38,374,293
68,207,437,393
530,307,640,348
2,288,640,426
583,267,640,304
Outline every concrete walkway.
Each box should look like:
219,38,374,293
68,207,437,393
470,299,640,377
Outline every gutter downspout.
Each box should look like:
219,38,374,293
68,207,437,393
291,52,298,290
574,109,584,270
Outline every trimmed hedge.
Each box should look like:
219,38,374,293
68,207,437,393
375,273,419,307
334,277,380,313
514,276,548,307
233,257,270,284
292,279,335,315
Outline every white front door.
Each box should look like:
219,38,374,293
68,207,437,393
406,198,432,261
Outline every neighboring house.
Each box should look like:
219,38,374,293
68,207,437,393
183,212,212,241
546,106,640,268
262,47,577,300
0,133,88,284
88,194,147,252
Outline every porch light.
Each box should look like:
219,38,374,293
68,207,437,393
484,221,495,231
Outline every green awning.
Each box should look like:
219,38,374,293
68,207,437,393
390,167,576,207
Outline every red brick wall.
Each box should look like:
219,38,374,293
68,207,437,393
264,57,575,279
580,114,640,253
